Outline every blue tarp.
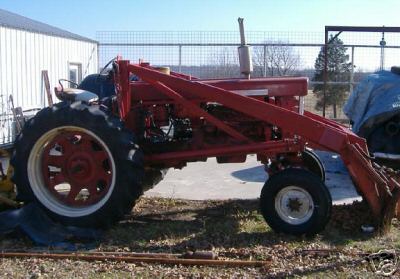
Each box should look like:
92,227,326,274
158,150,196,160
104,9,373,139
0,203,101,249
343,71,400,137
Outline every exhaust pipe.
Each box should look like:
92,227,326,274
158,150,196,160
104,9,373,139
237,18,253,79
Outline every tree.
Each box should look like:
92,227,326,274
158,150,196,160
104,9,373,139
208,47,239,78
252,41,301,77
313,35,351,118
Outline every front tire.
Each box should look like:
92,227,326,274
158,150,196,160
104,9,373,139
302,149,325,182
266,149,325,182
11,102,144,228
260,168,332,236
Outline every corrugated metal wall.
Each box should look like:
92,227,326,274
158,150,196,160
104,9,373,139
0,26,98,145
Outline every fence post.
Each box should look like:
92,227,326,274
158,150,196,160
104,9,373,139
350,46,355,94
263,45,267,77
178,45,182,73
323,30,328,118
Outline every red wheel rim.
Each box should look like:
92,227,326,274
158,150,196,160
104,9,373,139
41,131,113,207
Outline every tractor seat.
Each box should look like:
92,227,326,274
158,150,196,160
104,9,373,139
55,88,99,103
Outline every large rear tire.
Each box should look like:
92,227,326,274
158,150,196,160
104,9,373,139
11,102,144,228
260,168,332,236
142,168,168,191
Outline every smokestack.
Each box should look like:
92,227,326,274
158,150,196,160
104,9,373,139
237,18,253,79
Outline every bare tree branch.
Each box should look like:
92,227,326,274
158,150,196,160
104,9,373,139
208,47,239,78
252,41,301,77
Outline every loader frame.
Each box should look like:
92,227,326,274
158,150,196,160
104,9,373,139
113,59,400,225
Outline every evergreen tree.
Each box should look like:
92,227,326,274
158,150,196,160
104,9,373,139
313,35,351,117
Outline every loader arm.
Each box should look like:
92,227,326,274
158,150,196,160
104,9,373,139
116,61,400,226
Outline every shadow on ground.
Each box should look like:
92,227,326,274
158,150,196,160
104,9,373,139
103,198,376,256
231,166,267,183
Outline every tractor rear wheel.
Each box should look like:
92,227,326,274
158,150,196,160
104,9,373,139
11,102,144,228
142,168,168,191
260,168,332,236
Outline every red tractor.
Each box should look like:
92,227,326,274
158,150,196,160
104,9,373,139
10,56,400,236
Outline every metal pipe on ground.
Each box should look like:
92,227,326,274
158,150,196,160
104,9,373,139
0,251,269,268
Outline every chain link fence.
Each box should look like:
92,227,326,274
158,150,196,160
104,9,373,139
1,30,399,147
97,30,400,119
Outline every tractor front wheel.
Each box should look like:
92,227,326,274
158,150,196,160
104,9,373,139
11,102,144,228
260,168,332,236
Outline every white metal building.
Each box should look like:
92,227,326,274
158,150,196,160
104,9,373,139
0,8,98,145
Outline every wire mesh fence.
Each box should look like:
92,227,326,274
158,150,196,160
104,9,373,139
97,30,400,119
1,30,399,147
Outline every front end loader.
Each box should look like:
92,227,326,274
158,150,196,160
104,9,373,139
10,19,400,235
9,58,400,235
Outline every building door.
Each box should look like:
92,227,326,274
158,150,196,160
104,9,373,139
69,63,82,87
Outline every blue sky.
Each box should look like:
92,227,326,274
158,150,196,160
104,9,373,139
1,0,400,39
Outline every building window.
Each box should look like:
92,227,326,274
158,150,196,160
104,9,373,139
69,63,82,87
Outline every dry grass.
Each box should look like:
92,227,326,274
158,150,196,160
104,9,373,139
0,197,399,278
304,90,350,120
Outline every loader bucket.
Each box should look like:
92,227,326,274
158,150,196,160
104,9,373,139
340,140,400,231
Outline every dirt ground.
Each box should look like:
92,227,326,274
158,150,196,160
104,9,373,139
0,197,399,278
0,151,398,278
